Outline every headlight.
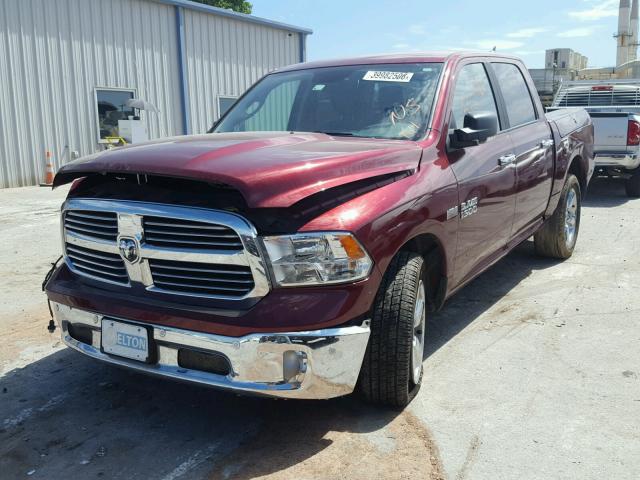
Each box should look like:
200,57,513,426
262,232,373,286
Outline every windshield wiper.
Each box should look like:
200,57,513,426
313,131,355,137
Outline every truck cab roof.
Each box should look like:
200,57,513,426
276,51,524,73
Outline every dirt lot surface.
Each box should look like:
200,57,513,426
1,178,638,479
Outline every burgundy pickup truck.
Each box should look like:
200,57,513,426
45,53,593,407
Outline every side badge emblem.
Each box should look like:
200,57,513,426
460,197,479,219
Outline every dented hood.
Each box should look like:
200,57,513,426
54,132,422,208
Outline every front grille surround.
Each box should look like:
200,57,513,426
62,199,270,301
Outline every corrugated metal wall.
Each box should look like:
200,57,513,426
183,9,301,134
0,0,304,188
0,0,183,188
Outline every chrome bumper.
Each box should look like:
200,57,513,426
52,302,371,399
594,153,640,170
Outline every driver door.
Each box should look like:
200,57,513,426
447,62,517,287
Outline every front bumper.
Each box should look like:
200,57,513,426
52,302,371,399
594,153,640,170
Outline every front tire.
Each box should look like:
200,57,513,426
625,170,640,198
358,251,426,407
534,174,581,259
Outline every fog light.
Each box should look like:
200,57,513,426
283,350,307,382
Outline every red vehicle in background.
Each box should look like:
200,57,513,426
46,52,593,407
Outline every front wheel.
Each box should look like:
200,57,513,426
534,174,581,259
358,251,426,407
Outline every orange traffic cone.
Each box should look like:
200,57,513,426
40,150,55,186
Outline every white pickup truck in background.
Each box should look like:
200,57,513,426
551,80,640,197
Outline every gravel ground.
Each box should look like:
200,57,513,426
0,178,638,479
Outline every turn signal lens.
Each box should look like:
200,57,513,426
339,235,367,259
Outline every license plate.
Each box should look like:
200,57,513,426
102,319,150,362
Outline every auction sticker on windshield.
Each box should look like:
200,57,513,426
363,71,414,82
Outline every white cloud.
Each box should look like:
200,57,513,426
557,26,598,37
568,0,618,20
467,40,525,50
392,43,410,49
507,27,547,38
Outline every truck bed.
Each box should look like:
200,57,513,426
545,108,591,138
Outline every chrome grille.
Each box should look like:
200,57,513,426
149,259,254,297
64,210,118,241
143,216,243,251
65,244,128,285
61,199,270,301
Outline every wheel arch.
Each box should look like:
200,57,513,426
398,232,448,312
568,154,587,198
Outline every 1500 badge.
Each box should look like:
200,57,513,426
460,197,478,219
446,197,479,220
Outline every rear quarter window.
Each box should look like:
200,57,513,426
492,63,537,128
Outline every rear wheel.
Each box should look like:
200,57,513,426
358,251,426,407
534,174,581,259
625,170,640,198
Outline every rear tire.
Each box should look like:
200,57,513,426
534,174,581,259
625,170,640,198
358,251,426,408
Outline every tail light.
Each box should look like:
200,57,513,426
628,120,640,146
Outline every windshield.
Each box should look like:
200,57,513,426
213,63,443,141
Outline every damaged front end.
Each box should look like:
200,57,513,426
60,169,414,234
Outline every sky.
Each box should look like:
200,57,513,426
251,0,624,69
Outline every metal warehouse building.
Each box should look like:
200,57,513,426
0,0,311,188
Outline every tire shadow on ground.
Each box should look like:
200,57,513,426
426,239,557,358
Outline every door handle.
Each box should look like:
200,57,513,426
498,154,516,166
540,139,554,149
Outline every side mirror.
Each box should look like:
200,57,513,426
449,111,498,149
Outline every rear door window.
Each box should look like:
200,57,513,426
491,63,537,127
